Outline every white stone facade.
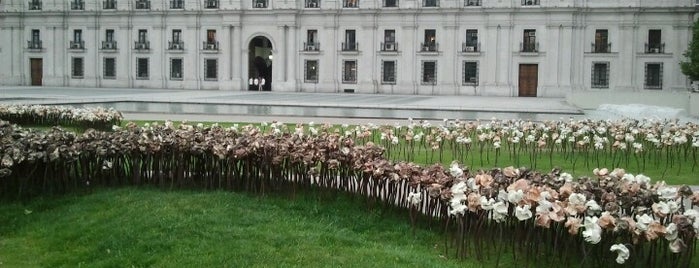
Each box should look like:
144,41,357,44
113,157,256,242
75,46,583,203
0,0,695,96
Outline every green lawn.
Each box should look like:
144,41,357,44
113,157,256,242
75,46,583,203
0,188,497,267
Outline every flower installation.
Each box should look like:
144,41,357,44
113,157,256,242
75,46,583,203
1,108,698,267
0,104,122,129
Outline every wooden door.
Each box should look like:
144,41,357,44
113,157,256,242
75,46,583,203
518,64,538,97
30,58,43,86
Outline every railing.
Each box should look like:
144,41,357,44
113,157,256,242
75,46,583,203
465,0,481,6
103,0,117,9
304,42,320,51
422,0,438,7
305,0,320,8
380,42,398,52
170,0,184,9
521,0,539,6
28,0,42,10
383,0,397,7
420,42,438,52
343,0,358,8
135,0,150,9
591,42,612,53
205,0,219,8
102,41,118,50
645,43,665,54
341,42,358,51
462,42,480,52
27,40,42,49
169,41,184,50
520,42,539,52
134,41,150,50
203,41,219,50
253,0,267,8
69,40,85,49
71,0,85,10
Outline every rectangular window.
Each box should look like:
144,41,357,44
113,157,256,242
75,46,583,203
29,29,41,49
304,60,319,83
342,60,357,84
522,0,539,5
522,29,537,52
29,0,42,10
170,58,183,80
104,0,116,9
594,29,609,53
423,29,436,51
253,0,268,8
465,0,481,6
384,0,397,7
343,0,358,8
71,0,85,10
464,29,478,52
344,30,357,51
172,29,182,43
71,29,83,49
382,30,396,51
305,29,318,51
463,61,478,85
138,29,147,43
171,0,184,9
205,59,218,80
647,29,663,53
382,60,396,84
305,0,320,8
205,0,219,8
136,0,150,9
71,57,84,79
422,61,437,85
207,30,216,43
137,58,149,79
104,58,116,79
644,63,663,90
106,29,115,42
591,62,610,89
423,0,437,7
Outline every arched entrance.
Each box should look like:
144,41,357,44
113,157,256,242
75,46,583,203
248,36,273,91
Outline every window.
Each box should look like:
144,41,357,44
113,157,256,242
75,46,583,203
253,0,267,8
103,29,116,49
136,29,149,50
422,29,437,52
205,59,218,80
29,0,42,10
71,57,84,78
522,29,537,52
647,29,663,53
71,0,85,10
423,0,437,7
170,29,183,50
382,60,396,84
383,0,397,7
463,61,478,85
205,30,218,50
205,0,219,8
71,29,84,49
522,0,539,6
104,58,116,79
305,30,318,51
382,29,396,51
591,62,609,89
136,58,149,79
170,0,184,9
170,58,183,80
305,0,320,8
594,29,609,53
343,0,358,8
464,29,478,52
135,0,150,9
343,30,357,51
104,0,117,9
465,0,481,6
304,60,318,83
106,29,115,42
343,60,357,84
644,63,663,90
422,61,436,85
29,29,41,49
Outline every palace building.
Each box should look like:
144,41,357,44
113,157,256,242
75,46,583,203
0,0,695,97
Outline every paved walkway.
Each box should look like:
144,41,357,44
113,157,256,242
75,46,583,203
0,86,583,123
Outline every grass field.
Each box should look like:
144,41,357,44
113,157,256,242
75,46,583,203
0,188,498,267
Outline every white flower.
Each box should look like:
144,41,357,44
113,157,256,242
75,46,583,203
665,223,678,241
621,173,635,182
635,174,651,185
102,160,113,170
515,205,533,221
657,186,678,201
449,163,464,178
466,177,480,191
493,141,501,149
391,136,399,145
558,172,573,182
492,201,509,223
407,191,422,206
480,196,496,210
582,216,602,244
451,181,467,194
610,244,630,264
585,199,602,215
635,214,654,231
568,193,587,207
507,189,524,204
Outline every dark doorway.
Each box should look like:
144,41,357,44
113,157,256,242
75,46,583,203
248,36,273,91
518,64,538,97
30,58,43,86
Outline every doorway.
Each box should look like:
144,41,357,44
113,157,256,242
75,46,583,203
518,64,538,97
248,36,273,91
30,58,43,86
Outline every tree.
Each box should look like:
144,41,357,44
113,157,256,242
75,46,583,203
680,18,699,83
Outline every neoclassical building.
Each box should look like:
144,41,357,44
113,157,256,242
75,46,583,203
0,0,695,97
